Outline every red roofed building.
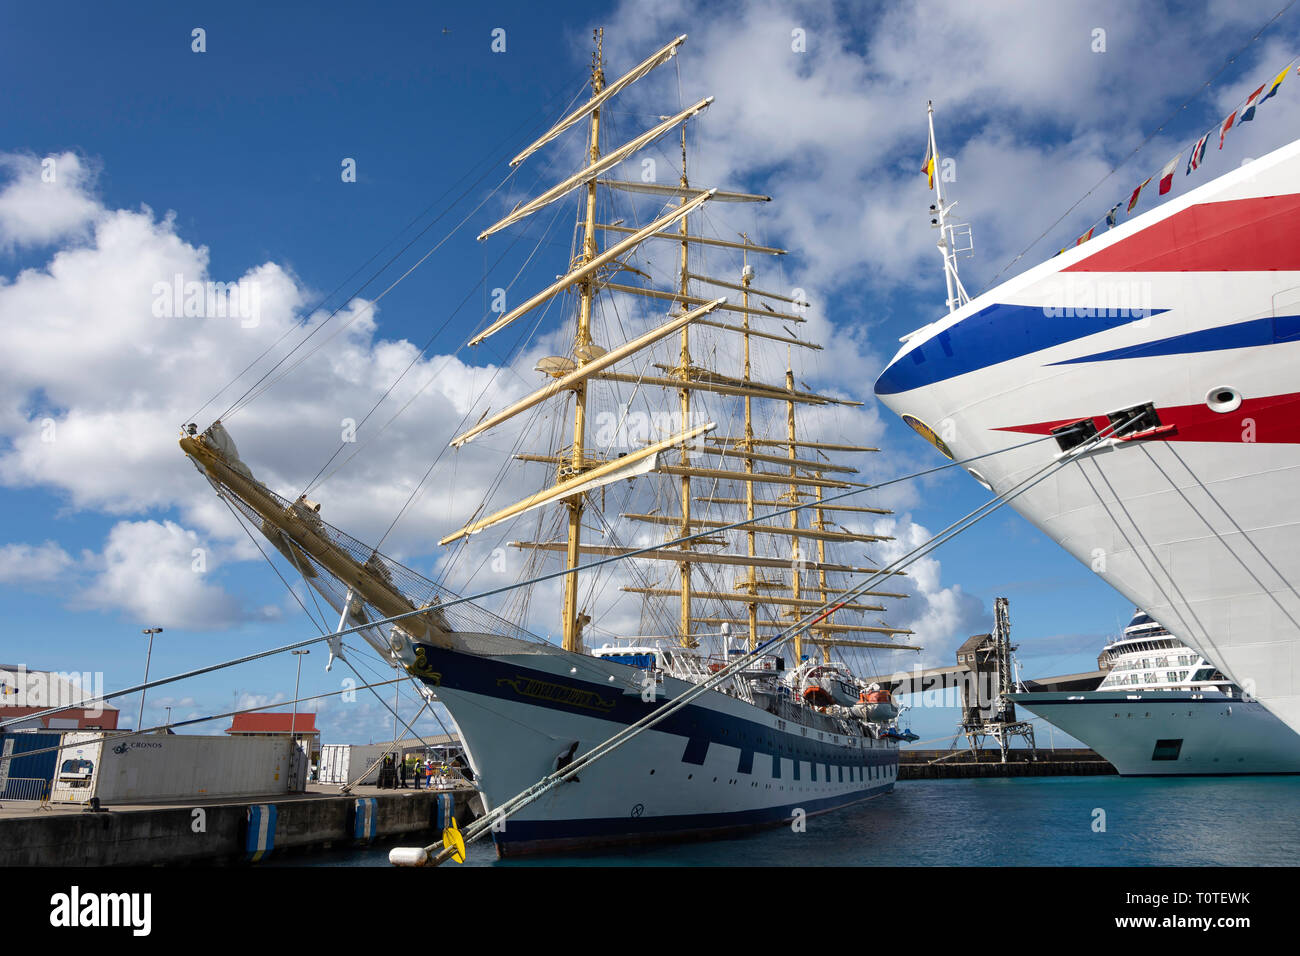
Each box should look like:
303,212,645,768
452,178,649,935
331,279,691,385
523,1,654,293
0,666,120,730
226,712,319,742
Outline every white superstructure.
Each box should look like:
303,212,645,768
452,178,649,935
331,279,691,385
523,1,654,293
875,136,1300,736
1011,611,1300,775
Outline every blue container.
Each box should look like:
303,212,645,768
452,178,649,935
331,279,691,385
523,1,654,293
0,731,61,799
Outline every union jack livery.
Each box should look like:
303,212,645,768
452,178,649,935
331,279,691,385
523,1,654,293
876,137,1300,737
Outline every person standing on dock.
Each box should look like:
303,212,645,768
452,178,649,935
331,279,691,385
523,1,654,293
398,754,407,789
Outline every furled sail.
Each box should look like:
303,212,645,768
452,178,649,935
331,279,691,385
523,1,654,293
509,35,688,168
478,97,713,240
439,421,716,545
468,189,716,346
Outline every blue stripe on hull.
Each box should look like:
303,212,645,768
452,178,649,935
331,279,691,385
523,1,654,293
873,302,1170,395
1050,313,1300,365
493,782,894,857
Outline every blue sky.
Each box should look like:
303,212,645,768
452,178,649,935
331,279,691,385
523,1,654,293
4,0,1300,747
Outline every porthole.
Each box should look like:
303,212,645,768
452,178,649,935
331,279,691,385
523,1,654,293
1206,386,1241,413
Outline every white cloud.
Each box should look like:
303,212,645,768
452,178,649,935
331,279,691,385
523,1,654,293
235,691,285,712
77,519,247,629
0,152,100,251
867,514,989,668
598,0,1300,308
0,540,73,585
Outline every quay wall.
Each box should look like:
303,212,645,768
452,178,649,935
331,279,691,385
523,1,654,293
899,747,1116,779
0,787,478,867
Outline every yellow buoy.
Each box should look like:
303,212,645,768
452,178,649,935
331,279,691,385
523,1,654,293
442,817,466,864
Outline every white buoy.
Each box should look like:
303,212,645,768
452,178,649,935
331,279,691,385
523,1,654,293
389,846,429,867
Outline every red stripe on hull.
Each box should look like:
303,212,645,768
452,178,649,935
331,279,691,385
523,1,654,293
1063,195,1300,273
995,391,1300,444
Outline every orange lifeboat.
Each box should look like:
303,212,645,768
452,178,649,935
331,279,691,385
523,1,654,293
803,686,834,707
859,688,892,705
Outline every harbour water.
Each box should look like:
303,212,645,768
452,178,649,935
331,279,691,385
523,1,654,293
271,776,1300,867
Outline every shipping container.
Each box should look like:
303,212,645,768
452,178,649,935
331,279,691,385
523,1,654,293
50,731,102,803
48,733,307,805
317,743,393,785
0,731,63,799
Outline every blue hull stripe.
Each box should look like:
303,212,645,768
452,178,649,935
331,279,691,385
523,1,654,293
1050,313,1300,365
495,783,893,854
737,749,754,775
874,302,1169,395
681,736,709,765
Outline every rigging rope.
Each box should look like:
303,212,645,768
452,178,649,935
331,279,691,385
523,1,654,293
2,431,1062,732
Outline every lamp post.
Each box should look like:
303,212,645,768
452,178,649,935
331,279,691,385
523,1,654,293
290,649,310,740
138,627,163,730
290,649,310,790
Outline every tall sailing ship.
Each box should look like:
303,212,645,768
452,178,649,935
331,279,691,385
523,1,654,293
876,107,1300,738
181,32,917,856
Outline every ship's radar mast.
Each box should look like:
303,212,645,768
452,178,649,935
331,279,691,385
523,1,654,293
925,101,973,314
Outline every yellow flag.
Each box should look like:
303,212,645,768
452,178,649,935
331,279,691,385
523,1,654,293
921,141,935,189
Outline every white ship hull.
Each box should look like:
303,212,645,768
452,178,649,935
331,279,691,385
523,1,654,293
414,632,897,856
1011,691,1300,775
875,138,1300,735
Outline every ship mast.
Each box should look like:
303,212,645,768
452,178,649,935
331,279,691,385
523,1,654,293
438,32,915,658
177,32,921,682
676,124,695,648
784,356,804,665
926,101,971,314
813,481,831,662
561,28,607,654
741,240,758,651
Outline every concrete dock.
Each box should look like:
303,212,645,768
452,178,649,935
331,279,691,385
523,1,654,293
899,747,1116,779
0,783,480,866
